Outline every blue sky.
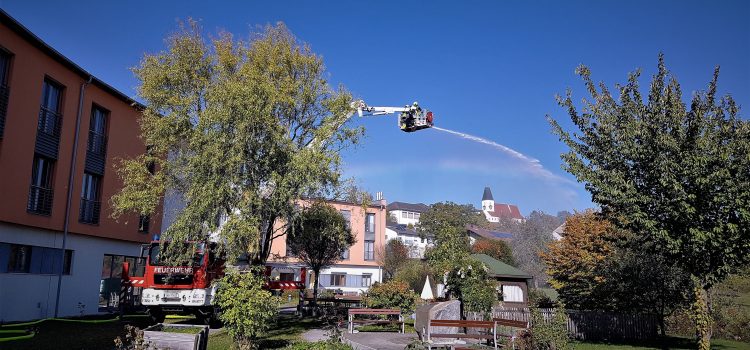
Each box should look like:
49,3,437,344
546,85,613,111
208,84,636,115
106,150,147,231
2,0,748,215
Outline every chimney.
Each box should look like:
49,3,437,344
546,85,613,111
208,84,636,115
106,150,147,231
376,191,386,207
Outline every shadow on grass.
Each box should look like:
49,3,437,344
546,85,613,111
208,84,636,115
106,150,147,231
576,336,698,350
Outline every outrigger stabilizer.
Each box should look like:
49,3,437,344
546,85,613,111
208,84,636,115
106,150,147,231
352,100,435,133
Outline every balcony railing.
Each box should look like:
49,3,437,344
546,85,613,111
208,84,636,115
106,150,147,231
27,185,54,215
87,130,107,156
79,198,101,224
364,251,375,261
38,106,62,138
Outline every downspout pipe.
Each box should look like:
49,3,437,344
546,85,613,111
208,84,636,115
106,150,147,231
54,75,92,318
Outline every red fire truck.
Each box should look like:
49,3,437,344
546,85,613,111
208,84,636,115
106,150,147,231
123,240,306,325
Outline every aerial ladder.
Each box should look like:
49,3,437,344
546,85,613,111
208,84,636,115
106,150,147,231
352,100,435,132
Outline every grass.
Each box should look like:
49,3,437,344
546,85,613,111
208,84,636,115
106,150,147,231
573,336,750,350
208,313,326,350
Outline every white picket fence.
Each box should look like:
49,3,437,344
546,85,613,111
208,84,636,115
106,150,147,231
467,307,658,341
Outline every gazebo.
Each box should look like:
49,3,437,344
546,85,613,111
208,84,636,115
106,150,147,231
471,254,533,307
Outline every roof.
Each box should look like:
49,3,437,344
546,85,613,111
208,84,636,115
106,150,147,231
387,224,433,238
0,9,145,109
489,202,523,220
482,187,494,201
471,254,532,279
466,224,513,241
387,201,429,213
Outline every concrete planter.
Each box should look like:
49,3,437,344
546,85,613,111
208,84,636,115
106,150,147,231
143,324,209,350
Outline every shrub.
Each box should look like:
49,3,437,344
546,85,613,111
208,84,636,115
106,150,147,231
363,280,419,314
394,259,439,294
214,269,280,350
517,302,571,350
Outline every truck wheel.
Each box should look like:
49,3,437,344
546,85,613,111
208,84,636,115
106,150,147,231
148,308,165,324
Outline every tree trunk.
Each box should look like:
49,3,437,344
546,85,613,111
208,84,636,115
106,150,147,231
312,268,320,307
691,284,712,350
658,315,666,337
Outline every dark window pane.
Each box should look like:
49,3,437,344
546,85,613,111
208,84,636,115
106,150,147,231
0,50,9,85
63,250,72,275
8,244,32,273
101,255,113,278
87,107,108,155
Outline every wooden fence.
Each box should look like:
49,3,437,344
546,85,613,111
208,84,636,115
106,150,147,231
467,307,658,341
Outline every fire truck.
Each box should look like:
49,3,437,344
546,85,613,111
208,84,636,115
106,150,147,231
122,240,307,325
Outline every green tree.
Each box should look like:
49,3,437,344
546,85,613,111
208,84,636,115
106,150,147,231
286,202,355,305
420,202,496,316
112,21,362,266
214,269,280,349
548,54,750,349
394,259,439,295
377,239,411,281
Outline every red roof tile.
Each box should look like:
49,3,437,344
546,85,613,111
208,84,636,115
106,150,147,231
490,202,523,220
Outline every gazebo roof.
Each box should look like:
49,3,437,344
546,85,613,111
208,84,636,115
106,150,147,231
471,254,533,280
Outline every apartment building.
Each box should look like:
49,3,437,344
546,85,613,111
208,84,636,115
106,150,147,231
0,10,162,322
268,200,386,294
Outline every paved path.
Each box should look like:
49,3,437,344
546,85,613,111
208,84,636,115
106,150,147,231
301,328,329,342
342,331,419,350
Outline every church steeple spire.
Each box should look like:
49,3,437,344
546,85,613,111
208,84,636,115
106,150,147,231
482,187,494,201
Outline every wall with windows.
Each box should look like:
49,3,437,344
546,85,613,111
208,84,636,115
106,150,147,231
0,222,142,322
0,10,161,244
389,209,422,226
312,265,382,294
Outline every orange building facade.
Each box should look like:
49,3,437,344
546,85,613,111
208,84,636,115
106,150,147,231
267,200,387,294
0,10,162,322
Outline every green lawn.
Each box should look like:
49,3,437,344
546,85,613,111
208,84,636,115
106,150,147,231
573,336,750,350
208,313,326,350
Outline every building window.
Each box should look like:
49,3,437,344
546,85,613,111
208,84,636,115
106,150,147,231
0,48,11,139
502,285,524,302
340,210,351,229
362,273,372,287
340,248,349,260
79,172,101,224
408,212,414,219
28,155,55,215
38,79,63,137
0,244,71,275
7,244,32,273
87,106,108,155
138,215,150,233
401,211,407,218
365,213,375,233
415,213,420,219
330,273,346,287
99,254,144,308
364,240,375,261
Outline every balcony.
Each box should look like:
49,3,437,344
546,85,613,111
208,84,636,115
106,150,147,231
79,198,101,225
27,185,54,215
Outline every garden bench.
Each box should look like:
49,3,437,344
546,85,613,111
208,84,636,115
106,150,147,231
423,319,498,350
493,318,529,349
347,308,404,333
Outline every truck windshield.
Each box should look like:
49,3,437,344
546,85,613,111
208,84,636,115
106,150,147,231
149,243,205,266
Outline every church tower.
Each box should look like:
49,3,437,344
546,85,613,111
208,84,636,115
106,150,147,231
482,187,494,212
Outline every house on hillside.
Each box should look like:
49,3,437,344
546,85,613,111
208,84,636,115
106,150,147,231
472,253,533,307
480,187,523,223
387,201,429,226
385,224,433,259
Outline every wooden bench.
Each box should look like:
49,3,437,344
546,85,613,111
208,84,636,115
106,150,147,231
494,318,529,349
347,308,404,333
423,319,498,350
